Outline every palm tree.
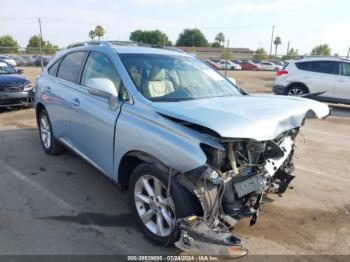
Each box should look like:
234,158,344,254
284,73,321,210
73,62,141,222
215,32,225,47
94,25,105,40
88,30,96,40
274,36,282,57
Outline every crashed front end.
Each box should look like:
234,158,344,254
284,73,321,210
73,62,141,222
176,128,307,256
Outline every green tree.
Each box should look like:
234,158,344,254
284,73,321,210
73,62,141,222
176,28,209,47
26,35,59,55
253,47,268,60
88,30,96,40
130,30,172,46
214,32,225,47
94,25,105,40
282,48,298,60
0,35,19,53
311,44,331,56
273,36,282,57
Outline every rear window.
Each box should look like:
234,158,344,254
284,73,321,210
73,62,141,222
57,52,87,83
295,61,337,74
48,58,61,76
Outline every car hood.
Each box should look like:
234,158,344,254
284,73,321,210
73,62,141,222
0,74,29,87
152,95,330,141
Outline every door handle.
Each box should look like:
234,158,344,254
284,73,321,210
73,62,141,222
44,86,51,94
72,98,80,107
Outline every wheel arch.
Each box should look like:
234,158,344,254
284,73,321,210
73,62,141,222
35,102,46,126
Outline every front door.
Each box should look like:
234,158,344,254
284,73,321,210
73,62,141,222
334,62,350,100
69,51,123,178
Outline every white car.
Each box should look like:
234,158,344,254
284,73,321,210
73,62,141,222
273,57,350,103
260,61,282,71
216,60,242,70
0,55,17,67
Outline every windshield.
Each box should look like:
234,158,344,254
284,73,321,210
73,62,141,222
119,53,242,102
0,62,17,75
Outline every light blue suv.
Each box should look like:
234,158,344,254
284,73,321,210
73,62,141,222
35,41,329,252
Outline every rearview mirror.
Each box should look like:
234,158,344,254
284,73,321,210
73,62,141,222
86,78,119,110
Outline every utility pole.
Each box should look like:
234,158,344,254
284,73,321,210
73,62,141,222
38,18,44,71
347,45,350,59
269,25,275,59
286,41,290,56
225,39,229,77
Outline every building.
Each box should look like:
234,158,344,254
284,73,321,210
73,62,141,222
177,46,255,60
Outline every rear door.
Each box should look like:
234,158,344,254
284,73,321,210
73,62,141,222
44,52,87,141
295,60,336,97
334,62,350,100
69,51,124,178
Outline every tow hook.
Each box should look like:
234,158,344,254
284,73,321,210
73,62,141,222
175,216,248,258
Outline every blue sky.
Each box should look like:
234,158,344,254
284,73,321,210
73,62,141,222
1,0,350,55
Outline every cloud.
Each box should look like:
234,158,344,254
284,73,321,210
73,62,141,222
130,0,184,6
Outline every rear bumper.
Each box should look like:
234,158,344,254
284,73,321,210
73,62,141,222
272,84,288,95
0,90,34,107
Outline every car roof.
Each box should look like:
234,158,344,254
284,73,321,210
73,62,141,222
293,57,350,62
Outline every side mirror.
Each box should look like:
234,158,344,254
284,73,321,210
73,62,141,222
228,77,236,85
17,68,24,74
86,78,119,110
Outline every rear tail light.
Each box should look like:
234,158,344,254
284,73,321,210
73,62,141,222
277,70,288,76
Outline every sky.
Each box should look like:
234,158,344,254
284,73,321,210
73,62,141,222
1,0,350,55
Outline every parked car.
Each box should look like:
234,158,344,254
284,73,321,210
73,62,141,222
239,61,261,71
273,57,350,103
0,61,34,107
34,56,52,67
216,60,241,70
34,41,329,254
260,61,282,71
0,55,17,67
203,60,220,70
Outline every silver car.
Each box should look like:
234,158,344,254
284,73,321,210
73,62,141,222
34,41,329,254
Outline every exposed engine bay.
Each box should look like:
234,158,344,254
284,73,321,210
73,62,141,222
175,128,299,257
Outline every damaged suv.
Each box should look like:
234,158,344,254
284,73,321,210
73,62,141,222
35,41,329,255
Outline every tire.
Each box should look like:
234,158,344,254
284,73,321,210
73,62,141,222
129,163,200,246
38,109,64,155
230,66,235,70
274,67,279,71
286,85,308,96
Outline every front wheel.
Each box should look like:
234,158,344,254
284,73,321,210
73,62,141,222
130,163,200,245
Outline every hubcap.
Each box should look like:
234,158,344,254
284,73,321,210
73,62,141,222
40,115,51,149
134,175,175,237
288,88,304,96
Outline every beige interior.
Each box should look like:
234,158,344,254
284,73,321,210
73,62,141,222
144,66,174,98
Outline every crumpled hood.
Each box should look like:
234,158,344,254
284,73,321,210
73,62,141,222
152,95,330,141
0,74,29,87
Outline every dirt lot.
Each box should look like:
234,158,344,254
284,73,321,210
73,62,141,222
0,107,349,256
21,67,276,94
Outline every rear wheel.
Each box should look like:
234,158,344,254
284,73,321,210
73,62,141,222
286,85,307,96
38,109,64,155
130,163,200,245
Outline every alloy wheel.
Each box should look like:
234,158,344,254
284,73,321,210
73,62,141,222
288,88,304,96
134,175,175,237
40,115,51,149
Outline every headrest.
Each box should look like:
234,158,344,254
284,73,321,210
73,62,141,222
150,66,165,81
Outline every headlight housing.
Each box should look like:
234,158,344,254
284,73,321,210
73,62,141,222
23,83,33,91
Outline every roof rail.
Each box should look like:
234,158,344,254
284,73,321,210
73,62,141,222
66,40,185,53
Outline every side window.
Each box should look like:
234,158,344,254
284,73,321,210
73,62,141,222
309,61,336,74
81,52,122,94
296,61,336,74
48,58,61,76
295,62,309,70
57,52,87,83
340,63,350,76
